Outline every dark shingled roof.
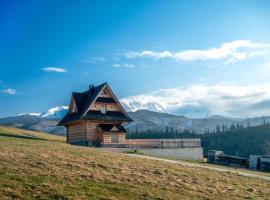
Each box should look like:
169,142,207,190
58,82,132,126
72,92,88,113
83,111,132,122
58,113,80,126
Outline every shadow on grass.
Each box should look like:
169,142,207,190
0,133,45,141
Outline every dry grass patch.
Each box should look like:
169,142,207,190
0,128,270,199
0,125,65,142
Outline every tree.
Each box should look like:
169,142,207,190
261,140,270,155
165,126,169,134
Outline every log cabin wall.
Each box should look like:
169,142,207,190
103,132,126,144
89,103,121,112
118,133,125,143
85,122,97,142
103,134,112,144
67,122,85,144
89,86,121,112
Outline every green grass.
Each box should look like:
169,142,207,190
0,125,270,199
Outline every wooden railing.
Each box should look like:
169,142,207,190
125,138,201,148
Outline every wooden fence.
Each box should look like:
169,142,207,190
125,138,201,149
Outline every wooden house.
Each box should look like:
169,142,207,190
207,150,249,168
58,82,133,147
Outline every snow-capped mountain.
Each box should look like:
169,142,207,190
1,105,270,136
19,113,42,116
39,106,69,119
37,101,169,119
120,99,211,118
18,106,69,119
121,100,167,113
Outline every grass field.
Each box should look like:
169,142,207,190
0,126,65,142
0,125,270,199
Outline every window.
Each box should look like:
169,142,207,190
101,106,106,114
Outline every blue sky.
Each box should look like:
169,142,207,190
1,0,270,117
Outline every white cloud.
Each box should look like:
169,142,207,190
42,67,68,73
1,88,17,95
121,83,270,117
112,63,135,68
125,40,270,64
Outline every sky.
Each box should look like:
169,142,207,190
1,0,270,117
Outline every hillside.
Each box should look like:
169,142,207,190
0,125,65,142
0,115,66,135
0,126,270,199
127,110,270,134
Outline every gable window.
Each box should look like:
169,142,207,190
101,106,107,114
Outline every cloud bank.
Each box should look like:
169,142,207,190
42,67,68,73
125,40,270,64
121,84,270,117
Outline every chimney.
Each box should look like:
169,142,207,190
89,85,95,92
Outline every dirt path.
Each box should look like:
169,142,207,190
126,153,270,181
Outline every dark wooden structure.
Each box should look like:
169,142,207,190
207,150,249,168
250,155,270,172
58,82,133,146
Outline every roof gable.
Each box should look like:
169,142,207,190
100,84,130,118
83,84,130,119
80,82,107,117
58,82,132,126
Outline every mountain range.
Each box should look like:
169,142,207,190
1,106,270,135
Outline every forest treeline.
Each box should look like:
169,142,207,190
126,122,270,157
